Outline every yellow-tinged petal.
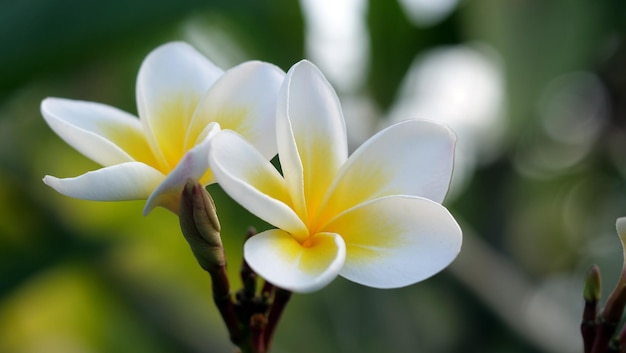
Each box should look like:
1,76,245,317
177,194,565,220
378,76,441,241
187,61,285,160
41,98,157,168
206,59,463,292
42,41,289,215
244,229,346,293
322,195,462,288
136,42,223,171
320,120,456,221
209,131,309,239
43,162,165,201
143,123,220,215
276,60,348,224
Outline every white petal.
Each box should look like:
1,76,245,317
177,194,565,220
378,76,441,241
187,61,285,160
322,195,462,288
136,42,223,170
276,60,348,222
41,98,156,167
244,229,346,293
43,162,164,201
208,131,308,239
321,120,456,217
143,123,220,215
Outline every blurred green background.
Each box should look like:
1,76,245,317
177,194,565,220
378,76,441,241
1,0,626,352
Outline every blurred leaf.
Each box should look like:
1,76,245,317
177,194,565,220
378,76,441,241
367,0,461,109
0,0,303,97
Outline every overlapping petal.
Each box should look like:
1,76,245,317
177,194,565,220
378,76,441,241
244,229,346,293
322,195,462,288
136,42,223,171
43,41,288,215
276,60,348,223
321,120,456,219
144,123,221,215
41,98,156,167
43,162,164,201
208,59,462,293
188,61,284,159
209,131,308,240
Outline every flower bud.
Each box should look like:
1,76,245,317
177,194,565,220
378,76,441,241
179,179,225,273
584,265,601,303
581,265,600,353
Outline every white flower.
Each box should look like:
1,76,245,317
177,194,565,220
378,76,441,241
42,42,285,215
208,60,462,292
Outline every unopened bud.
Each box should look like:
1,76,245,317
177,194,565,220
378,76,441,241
584,265,601,303
179,179,225,273
581,265,600,352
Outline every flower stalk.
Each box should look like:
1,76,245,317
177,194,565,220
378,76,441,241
581,218,626,353
250,314,268,353
179,180,291,353
241,228,259,299
581,264,626,353
582,265,601,353
263,288,292,351
179,180,240,344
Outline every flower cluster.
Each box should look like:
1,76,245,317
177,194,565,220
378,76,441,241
43,41,462,293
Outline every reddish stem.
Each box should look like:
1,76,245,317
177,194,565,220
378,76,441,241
263,288,292,351
250,313,268,353
211,267,241,345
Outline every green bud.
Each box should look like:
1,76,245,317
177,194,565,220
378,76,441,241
584,265,601,303
179,179,225,273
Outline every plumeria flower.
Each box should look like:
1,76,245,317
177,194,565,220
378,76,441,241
42,42,285,215
209,60,462,293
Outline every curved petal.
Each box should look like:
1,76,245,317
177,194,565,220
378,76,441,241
136,41,223,171
43,162,164,201
244,229,346,293
276,60,348,223
322,195,462,289
41,98,156,167
321,120,456,219
187,61,285,160
208,131,308,239
143,123,221,215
